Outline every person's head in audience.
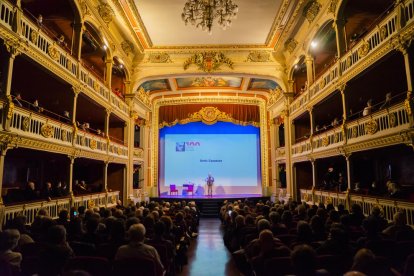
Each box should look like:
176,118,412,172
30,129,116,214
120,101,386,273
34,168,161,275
78,206,86,216
154,221,166,238
297,221,313,243
47,225,67,245
111,219,126,241
160,216,173,232
281,210,292,225
151,210,160,221
27,181,36,190
85,217,99,234
259,229,274,253
351,204,363,215
351,248,376,275
10,215,28,234
269,211,281,225
0,229,20,252
257,219,271,232
235,215,245,228
128,224,146,243
126,217,140,231
58,209,69,222
245,214,255,226
37,208,49,217
291,245,319,276
392,211,406,226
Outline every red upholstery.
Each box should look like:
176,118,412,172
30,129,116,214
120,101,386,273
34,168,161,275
113,257,157,276
187,184,194,195
170,184,178,195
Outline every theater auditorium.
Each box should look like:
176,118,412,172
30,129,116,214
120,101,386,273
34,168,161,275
0,0,413,275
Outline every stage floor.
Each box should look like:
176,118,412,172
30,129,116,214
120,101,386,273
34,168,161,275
158,194,264,199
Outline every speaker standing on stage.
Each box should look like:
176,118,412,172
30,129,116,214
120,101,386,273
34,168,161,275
206,173,214,197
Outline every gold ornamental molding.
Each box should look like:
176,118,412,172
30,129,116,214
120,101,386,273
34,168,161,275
159,106,260,129
47,45,60,61
90,139,97,150
137,87,151,107
121,40,134,56
268,87,283,106
98,3,115,24
366,120,378,135
327,0,339,14
245,51,271,62
40,124,53,138
183,51,234,72
357,41,371,58
151,96,269,192
145,52,173,63
303,1,321,24
284,38,298,54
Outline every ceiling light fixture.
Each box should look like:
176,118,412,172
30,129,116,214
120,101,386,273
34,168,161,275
181,0,239,35
311,40,318,48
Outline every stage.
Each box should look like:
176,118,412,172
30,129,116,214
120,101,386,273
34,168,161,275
150,195,270,217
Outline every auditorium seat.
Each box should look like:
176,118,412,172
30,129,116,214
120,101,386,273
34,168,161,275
317,254,352,275
113,257,157,276
69,241,96,256
263,257,293,276
276,234,297,247
64,256,111,276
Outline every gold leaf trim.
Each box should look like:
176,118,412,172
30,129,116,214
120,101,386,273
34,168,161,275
183,51,234,72
40,124,53,138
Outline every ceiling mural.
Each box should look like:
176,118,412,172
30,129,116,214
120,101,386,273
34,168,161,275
139,79,171,92
248,78,279,91
176,76,243,89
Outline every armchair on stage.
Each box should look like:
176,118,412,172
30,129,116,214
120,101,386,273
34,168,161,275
169,184,178,195
183,183,194,196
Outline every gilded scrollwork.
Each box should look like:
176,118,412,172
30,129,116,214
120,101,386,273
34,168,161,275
366,120,378,135
380,26,388,40
303,1,321,23
389,113,397,127
61,129,68,142
40,124,53,138
22,117,30,132
121,40,134,56
145,52,172,63
245,51,271,62
268,87,283,105
322,136,329,147
47,45,60,61
98,3,115,24
358,41,371,58
30,31,39,44
327,0,339,14
351,126,358,138
137,87,151,107
90,139,97,150
284,38,298,54
183,51,234,72
5,95,14,120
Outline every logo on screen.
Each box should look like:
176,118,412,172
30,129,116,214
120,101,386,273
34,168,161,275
176,142,185,152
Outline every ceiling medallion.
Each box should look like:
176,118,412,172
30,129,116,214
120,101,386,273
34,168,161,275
181,0,239,34
183,51,234,72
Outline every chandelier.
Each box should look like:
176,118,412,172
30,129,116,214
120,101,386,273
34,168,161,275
181,0,239,35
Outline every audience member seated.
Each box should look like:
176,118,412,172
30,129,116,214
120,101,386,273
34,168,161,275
0,229,22,271
362,99,373,116
382,211,414,240
24,181,39,201
291,245,329,276
115,223,164,276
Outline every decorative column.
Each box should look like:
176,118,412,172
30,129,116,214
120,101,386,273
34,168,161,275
283,92,295,199
103,161,109,192
0,145,7,230
11,0,22,34
308,107,314,136
310,158,317,204
105,108,111,139
305,55,315,85
345,154,352,191
72,23,84,59
339,83,347,122
2,40,22,97
71,86,81,125
67,155,76,203
105,60,113,89
333,18,347,57
269,118,277,199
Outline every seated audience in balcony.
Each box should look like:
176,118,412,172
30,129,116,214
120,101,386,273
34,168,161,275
331,117,340,127
379,92,392,110
386,180,404,198
12,93,23,107
63,110,71,123
115,223,164,275
53,181,68,197
0,229,22,271
42,181,54,201
362,99,373,116
37,14,43,27
321,165,338,190
73,180,88,194
24,181,39,201
33,99,43,113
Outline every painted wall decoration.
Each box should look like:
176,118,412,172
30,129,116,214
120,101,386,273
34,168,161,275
139,79,171,92
176,76,243,89
248,78,278,91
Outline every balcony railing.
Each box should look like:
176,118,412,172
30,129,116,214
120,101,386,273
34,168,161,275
0,1,13,29
346,102,409,142
0,4,129,117
289,0,412,116
75,129,108,154
291,101,410,158
108,140,128,158
300,189,414,225
10,105,74,146
2,191,119,226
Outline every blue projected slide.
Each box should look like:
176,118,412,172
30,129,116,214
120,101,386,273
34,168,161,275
159,122,261,191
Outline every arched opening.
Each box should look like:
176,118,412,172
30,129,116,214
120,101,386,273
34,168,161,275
21,0,79,55
309,20,338,79
292,55,307,97
341,0,394,51
80,22,108,81
111,57,127,99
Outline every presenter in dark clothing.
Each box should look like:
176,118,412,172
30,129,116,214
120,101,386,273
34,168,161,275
206,173,214,197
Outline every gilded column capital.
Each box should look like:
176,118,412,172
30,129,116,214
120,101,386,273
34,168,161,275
105,108,112,116
337,82,347,93
72,85,82,96
4,39,25,58
391,35,412,54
